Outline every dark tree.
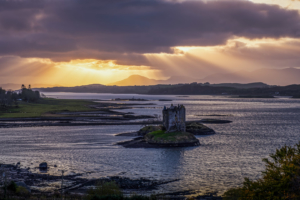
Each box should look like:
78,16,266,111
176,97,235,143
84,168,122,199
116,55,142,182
0,88,16,108
20,87,40,102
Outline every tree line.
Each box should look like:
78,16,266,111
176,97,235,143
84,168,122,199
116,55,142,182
0,84,40,108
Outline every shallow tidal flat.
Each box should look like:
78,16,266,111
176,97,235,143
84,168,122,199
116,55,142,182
0,98,157,128
1,93,300,196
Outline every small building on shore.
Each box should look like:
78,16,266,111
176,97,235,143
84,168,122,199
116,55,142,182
162,104,186,132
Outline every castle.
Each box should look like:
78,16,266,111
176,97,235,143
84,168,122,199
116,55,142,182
162,104,186,132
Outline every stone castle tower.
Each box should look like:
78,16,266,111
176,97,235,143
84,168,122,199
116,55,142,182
162,104,186,132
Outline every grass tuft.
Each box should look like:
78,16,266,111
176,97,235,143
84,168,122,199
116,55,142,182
148,130,189,141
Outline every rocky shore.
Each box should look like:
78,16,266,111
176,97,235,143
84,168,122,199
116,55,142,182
0,163,178,193
0,101,159,128
117,136,200,148
186,122,216,134
197,119,232,124
0,163,223,199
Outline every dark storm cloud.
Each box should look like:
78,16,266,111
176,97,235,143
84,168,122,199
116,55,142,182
0,0,300,64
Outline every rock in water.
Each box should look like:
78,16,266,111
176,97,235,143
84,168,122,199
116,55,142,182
186,122,216,135
39,162,48,170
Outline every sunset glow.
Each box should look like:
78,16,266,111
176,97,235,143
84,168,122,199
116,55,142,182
1,0,300,88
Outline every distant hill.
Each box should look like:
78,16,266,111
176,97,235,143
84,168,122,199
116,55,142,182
108,75,198,86
70,84,105,88
211,82,269,89
165,76,198,84
148,83,300,96
108,75,161,86
34,82,300,97
200,68,300,86
109,68,300,86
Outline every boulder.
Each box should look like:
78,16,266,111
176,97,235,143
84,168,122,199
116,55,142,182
39,162,48,170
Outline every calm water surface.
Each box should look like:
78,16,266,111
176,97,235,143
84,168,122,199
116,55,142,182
1,93,300,195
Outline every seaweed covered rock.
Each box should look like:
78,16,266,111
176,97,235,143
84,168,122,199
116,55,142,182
237,95,274,98
144,130,199,147
293,94,300,98
137,125,163,136
186,122,215,135
39,162,48,170
200,119,232,124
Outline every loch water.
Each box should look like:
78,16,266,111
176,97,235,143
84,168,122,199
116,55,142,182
1,93,300,195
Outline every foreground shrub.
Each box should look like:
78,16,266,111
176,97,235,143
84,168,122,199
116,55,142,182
90,194,123,200
16,186,29,194
86,182,158,200
128,195,157,200
16,186,31,198
86,181,122,200
89,195,156,200
7,181,17,193
223,142,300,200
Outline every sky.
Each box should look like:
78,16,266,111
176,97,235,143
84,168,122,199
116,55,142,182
1,0,300,87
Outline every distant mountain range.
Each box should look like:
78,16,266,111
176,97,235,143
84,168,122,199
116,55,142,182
199,68,300,85
109,68,300,86
1,68,300,91
108,75,197,86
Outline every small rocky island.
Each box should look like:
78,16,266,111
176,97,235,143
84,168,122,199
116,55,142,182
144,104,199,146
119,104,216,148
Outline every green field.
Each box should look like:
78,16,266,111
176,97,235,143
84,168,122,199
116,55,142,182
0,98,97,118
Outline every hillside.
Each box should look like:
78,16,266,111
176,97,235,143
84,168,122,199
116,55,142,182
109,68,300,87
108,75,163,86
211,82,269,89
108,75,198,86
200,68,300,86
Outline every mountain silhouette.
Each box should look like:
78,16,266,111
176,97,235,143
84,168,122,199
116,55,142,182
108,75,198,86
199,68,300,86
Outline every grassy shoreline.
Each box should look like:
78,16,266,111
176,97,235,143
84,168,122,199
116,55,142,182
0,98,96,118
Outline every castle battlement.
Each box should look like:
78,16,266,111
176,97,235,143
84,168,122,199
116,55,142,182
162,104,186,132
